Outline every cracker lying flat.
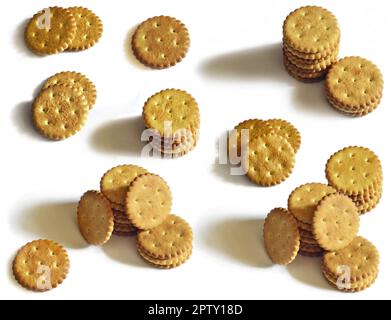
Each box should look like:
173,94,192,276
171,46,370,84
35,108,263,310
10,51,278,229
13,240,70,292
288,183,336,224
100,165,148,206
67,7,103,51
132,16,190,69
137,215,193,259
32,84,89,140
43,71,97,110
25,7,76,55
126,174,172,230
313,193,360,251
77,191,114,245
244,134,296,186
263,208,300,265
138,245,192,269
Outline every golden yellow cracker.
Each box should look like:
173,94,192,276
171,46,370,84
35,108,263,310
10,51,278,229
284,57,328,79
126,174,172,230
284,62,324,83
284,47,338,70
138,245,192,269
284,41,339,60
13,240,69,292
244,134,296,186
326,92,380,117
100,165,148,206
143,89,200,139
264,119,301,153
77,191,114,246
67,7,103,51
326,147,382,195
356,190,382,215
288,183,337,225
137,215,193,259
32,84,89,140
313,193,360,251
263,208,300,265
283,6,340,54
25,7,76,55
43,72,97,110
323,236,379,282
132,16,190,69
326,57,383,109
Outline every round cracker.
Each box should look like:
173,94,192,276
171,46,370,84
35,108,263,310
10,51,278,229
326,57,383,109
283,6,340,54
288,183,337,224
43,71,97,110
132,16,190,69
244,134,296,186
13,239,70,292
100,165,148,206
77,191,114,246
263,208,300,265
32,84,89,140
326,146,382,195
67,7,103,51
25,7,76,55
137,215,193,259
126,174,172,230
138,245,192,269
323,236,379,282
263,119,301,153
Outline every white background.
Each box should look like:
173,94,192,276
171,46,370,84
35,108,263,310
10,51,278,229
1,0,390,300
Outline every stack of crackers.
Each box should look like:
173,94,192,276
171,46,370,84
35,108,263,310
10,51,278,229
77,164,194,269
283,6,340,82
263,146,382,292
326,147,383,215
132,16,190,69
143,89,200,158
326,57,384,116
25,7,103,55
228,119,301,186
32,72,97,140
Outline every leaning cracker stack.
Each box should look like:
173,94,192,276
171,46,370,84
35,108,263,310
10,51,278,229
263,146,382,292
326,57,384,116
32,72,97,140
25,7,103,55
283,6,340,82
143,89,200,158
228,119,301,186
76,164,194,269
326,147,383,215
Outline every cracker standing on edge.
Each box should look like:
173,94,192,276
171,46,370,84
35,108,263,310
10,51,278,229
43,72,97,110
263,208,300,265
132,16,190,69
13,240,70,292
313,193,360,251
126,174,172,230
77,191,114,246
32,84,89,140
67,7,103,51
25,7,77,55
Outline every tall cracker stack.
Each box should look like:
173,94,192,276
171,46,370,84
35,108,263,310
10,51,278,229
283,6,340,82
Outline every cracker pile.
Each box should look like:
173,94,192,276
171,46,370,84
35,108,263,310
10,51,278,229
32,72,97,140
326,147,383,215
283,6,340,82
13,239,70,292
143,89,200,158
263,146,382,292
25,7,103,55
326,57,384,116
77,164,194,269
228,119,301,186
132,16,190,69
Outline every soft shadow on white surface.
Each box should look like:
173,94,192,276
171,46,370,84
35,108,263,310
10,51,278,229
204,218,273,268
90,116,145,155
200,43,286,82
14,19,38,58
102,235,147,268
19,202,87,249
123,25,150,70
12,101,44,140
287,255,332,290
